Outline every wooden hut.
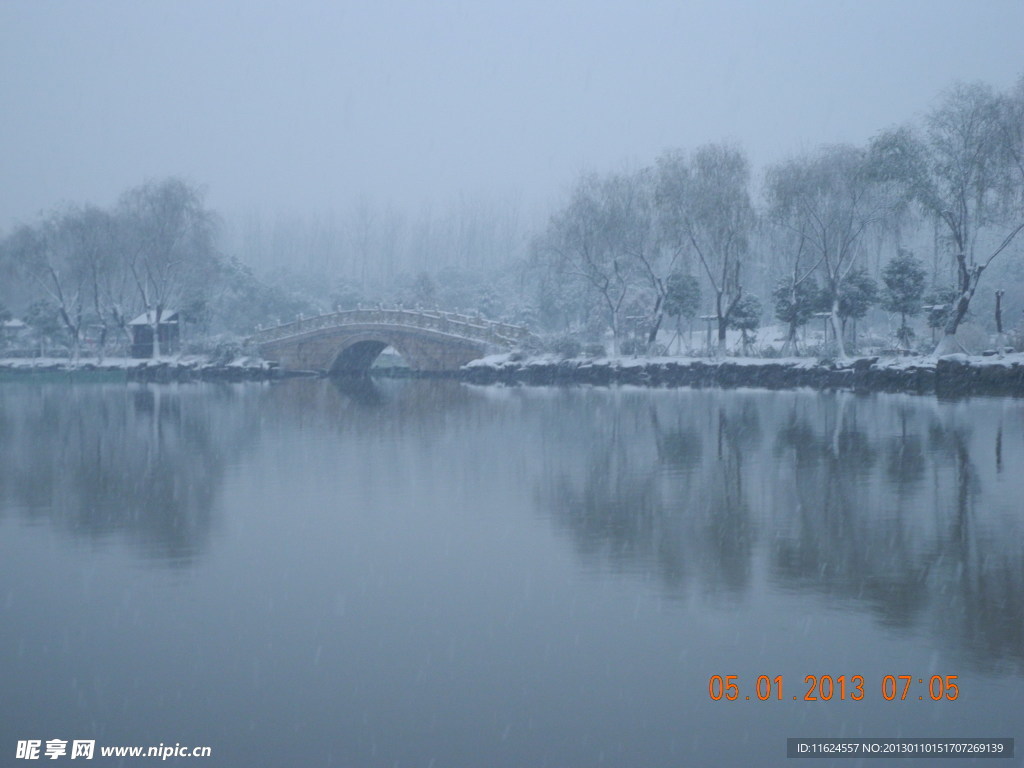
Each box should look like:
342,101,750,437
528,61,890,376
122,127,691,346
129,310,180,358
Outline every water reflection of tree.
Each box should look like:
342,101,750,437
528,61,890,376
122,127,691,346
925,419,1023,672
769,399,1022,671
886,405,925,490
770,401,934,630
0,384,263,564
698,401,759,595
534,390,1023,670
546,412,663,575
539,393,760,599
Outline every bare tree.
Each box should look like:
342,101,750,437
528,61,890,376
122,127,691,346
766,145,891,358
117,179,220,357
870,81,1024,355
533,171,650,354
1,207,117,360
998,75,1024,208
66,206,124,360
656,144,754,354
766,220,820,355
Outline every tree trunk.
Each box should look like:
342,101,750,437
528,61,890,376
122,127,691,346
647,295,664,345
932,290,972,356
647,312,664,346
96,324,108,364
57,306,81,363
942,292,971,338
782,282,800,356
151,305,162,359
933,331,962,356
781,321,797,356
931,253,985,356
715,292,727,355
829,297,847,359
995,289,1005,356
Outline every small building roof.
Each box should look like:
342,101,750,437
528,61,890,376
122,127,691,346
2,319,27,329
129,310,179,326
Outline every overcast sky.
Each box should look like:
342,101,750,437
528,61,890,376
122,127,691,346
2,0,1022,231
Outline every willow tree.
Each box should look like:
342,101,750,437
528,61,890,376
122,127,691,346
768,221,821,355
2,216,88,357
117,179,220,357
870,81,1024,355
766,145,892,359
533,171,652,354
0,206,119,360
656,144,754,354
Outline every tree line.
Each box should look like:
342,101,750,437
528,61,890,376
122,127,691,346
0,182,535,358
0,179,220,358
2,74,1022,361
531,76,1024,357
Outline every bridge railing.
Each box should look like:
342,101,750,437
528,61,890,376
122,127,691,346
253,309,533,348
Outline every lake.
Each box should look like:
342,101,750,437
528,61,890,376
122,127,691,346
1,379,1021,766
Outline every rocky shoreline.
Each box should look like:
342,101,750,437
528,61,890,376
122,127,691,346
6,353,1024,397
0,356,311,383
458,353,1024,397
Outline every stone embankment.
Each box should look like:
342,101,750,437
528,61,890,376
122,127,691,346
0,356,311,383
460,353,1024,397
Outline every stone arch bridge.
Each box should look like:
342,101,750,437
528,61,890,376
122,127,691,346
252,309,533,374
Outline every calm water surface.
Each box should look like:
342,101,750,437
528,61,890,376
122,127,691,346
1,379,1021,767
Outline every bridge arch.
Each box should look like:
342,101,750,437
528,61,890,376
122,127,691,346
328,334,413,374
253,309,533,374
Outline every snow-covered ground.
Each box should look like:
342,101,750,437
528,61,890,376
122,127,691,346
0,354,271,369
470,350,1024,370
0,355,284,384
1,356,160,369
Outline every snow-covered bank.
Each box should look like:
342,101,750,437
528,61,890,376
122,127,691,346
461,352,1024,396
0,356,311,383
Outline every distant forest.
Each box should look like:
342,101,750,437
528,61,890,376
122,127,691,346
2,73,1022,359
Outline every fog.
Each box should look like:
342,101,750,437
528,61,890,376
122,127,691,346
2,7,1024,761
3,0,1022,234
